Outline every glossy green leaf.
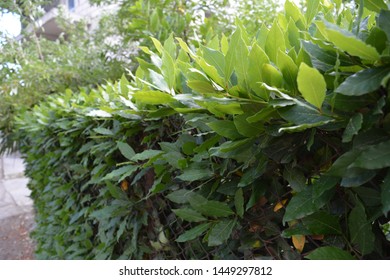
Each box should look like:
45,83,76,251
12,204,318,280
208,219,237,246
176,223,211,242
262,63,283,88
297,63,326,109
207,120,242,140
335,66,390,96
117,141,135,160
349,202,375,255
172,208,207,222
324,23,380,61
278,104,334,125
351,140,390,170
342,113,363,143
265,21,286,63
133,90,175,104
306,247,356,260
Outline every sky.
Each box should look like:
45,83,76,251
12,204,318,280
0,12,21,37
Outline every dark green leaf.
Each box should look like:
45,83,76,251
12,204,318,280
306,247,356,260
189,195,235,218
208,219,237,246
351,140,390,170
312,176,339,202
335,67,390,96
176,223,211,242
349,202,375,255
381,171,390,215
166,189,195,204
234,113,264,137
283,166,306,192
278,104,334,125
342,113,363,143
173,208,207,222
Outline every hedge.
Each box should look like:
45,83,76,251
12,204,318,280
16,0,390,259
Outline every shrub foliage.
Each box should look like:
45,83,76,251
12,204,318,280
16,0,390,259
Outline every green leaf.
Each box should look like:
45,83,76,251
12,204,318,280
335,66,390,96
189,196,235,218
176,223,211,242
306,247,356,260
208,219,237,246
131,150,164,161
278,104,334,125
312,176,339,202
262,63,283,88
283,166,306,192
378,10,390,41
297,63,326,109
324,22,380,61
93,127,113,136
277,50,298,93
202,46,225,78
349,201,375,255
161,50,176,91
166,189,195,204
364,0,387,13
303,211,342,235
305,0,320,24
103,165,138,181
234,113,263,137
133,90,175,105
248,44,269,99
235,189,244,218
265,20,286,63
187,80,215,93
342,113,363,143
283,186,333,222
207,120,242,140
176,168,214,181
117,141,135,160
173,208,207,222
381,171,390,215
351,140,390,170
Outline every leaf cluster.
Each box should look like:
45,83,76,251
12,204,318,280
15,0,390,259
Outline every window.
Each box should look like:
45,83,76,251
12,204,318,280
68,0,75,11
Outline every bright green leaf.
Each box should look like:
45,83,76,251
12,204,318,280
297,63,326,109
364,0,387,13
306,0,320,24
265,20,286,63
133,91,175,105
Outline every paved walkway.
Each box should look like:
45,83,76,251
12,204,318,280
0,153,35,259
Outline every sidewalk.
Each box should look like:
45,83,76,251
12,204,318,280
0,154,35,259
